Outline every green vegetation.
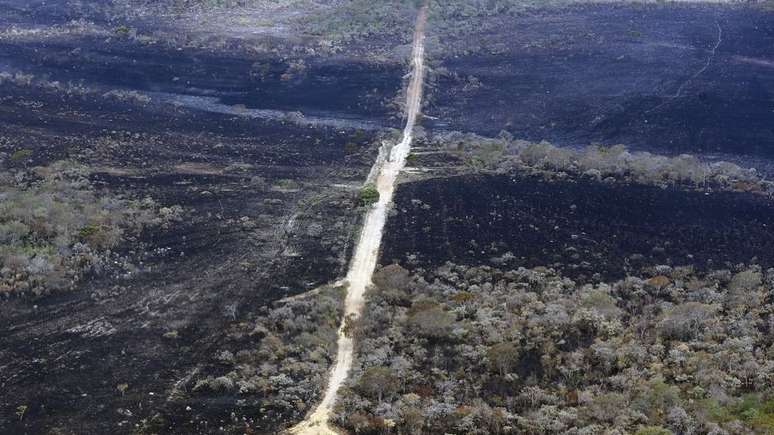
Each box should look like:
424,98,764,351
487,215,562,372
333,263,774,434
113,25,131,35
78,224,100,238
635,426,672,435
439,132,773,194
0,161,174,298
15,405,27,421
274,178,301,190
297,0,420,46
703,395,774,432
185,285,346,429
10,149,32,161
358,183,380,207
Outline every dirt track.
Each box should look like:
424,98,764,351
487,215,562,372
288,3,428,434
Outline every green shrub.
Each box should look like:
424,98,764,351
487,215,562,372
358,184,379,207
634,426,673,435
703,395,774,432
114,25,131,35
10,149,32,161
79,224,100,238
274,178,300,190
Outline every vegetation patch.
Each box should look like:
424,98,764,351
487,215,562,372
334,263,774,434
179,285,346,431
0,161,180,298
296,0,420,48
10,149,32,161
358,183,380,207
434,131,774,195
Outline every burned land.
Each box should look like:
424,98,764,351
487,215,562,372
424,3,774,160
2,0,774,434
0,0,418,433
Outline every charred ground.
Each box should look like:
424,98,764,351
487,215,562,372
424,3,774,159
0,1,414,433
2,1,774,434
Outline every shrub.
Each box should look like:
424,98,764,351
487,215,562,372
274,178,300,190
657,302,715,340
729,269,762,293
445,132,770,193
635,426,673,435
10,149,32,161
407,305,454,340
358,183,380,207
337,262,774,435
487,342,520,375
373,264,411,291
358,366,400,402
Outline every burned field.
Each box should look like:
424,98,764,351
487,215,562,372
424,3,774,159
396,1,774,282
2,0,774,434
364,3,774,432
0,2,410,433
382,172,774,282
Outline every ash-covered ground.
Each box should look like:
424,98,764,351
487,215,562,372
383,171,774,281
424,3,774,160
387,0,774,278
2,0,774,434
369,4,774,434
0,1,417,433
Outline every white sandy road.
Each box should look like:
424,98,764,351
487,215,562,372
287,3,428,435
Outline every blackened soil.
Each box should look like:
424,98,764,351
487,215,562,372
0,85,379,168
426,4,774,158
0,36,403,124
382,174,774,282
0,17,397,432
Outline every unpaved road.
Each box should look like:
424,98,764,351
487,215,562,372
288,3,428,434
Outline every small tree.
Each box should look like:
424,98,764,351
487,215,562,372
373,264,411,290
407,306,454,340
358,366,399,402
358,184,380,206
487,342,520,376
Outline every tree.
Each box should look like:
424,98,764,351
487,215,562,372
407,306,454,340
358,184,380,206
358,366,400,402
487,342,520,376
657,302,714,340
373,264,411,291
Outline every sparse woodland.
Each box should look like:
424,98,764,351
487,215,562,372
184,285,346,430
331,263,773,434
0,161,180,298
426,132,774,196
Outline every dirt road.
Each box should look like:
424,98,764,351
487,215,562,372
288,3,428,434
